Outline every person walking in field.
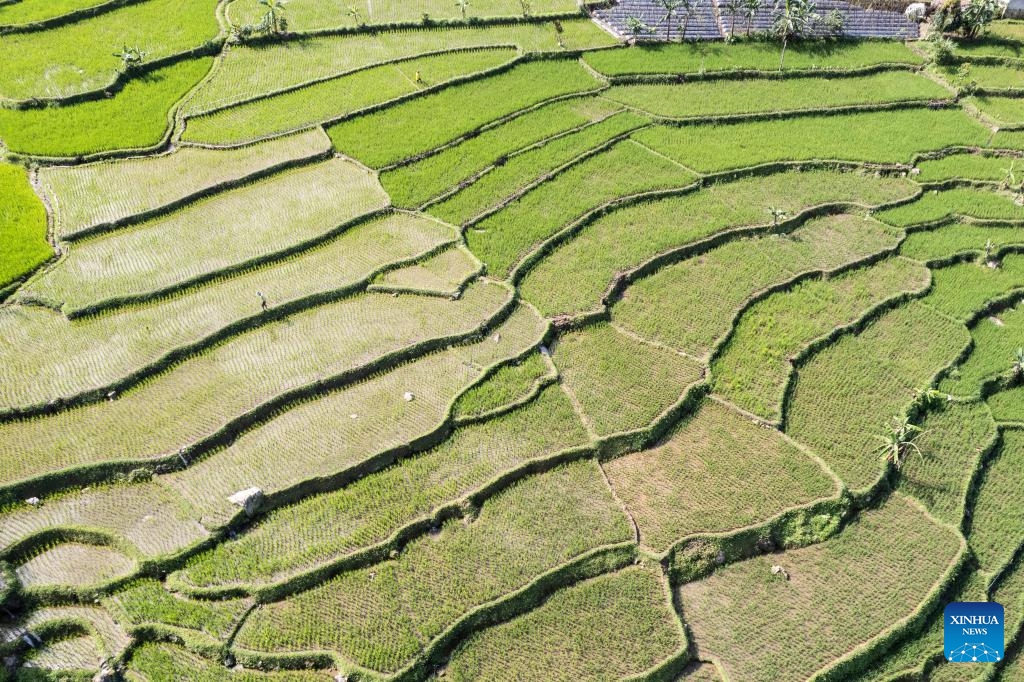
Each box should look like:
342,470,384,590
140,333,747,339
256,290,268,311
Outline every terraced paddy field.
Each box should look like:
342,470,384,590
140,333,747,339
2,2,1024,680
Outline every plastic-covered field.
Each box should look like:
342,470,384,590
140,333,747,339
594,0,919,40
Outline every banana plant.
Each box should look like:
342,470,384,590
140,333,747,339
874,416,925,471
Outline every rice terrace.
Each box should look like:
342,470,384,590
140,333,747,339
2,0,1024,678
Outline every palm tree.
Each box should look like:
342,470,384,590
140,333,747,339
456,0,471,20
743,0,761,36
984,238,995,261
658,0,684,41
874,416,925,470
773,0,819,70
768,205,788,225
258,0,287,34
723,0,743,39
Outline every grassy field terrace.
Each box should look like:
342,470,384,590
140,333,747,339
2,2,1024,679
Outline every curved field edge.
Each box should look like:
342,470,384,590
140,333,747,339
0,162,50,292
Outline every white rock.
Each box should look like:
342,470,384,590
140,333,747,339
905,2,927,20
24,497,40,506
227,487,264,517
404,392,415,402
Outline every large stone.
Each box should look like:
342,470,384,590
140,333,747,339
227,487,264,517
905,2,927,20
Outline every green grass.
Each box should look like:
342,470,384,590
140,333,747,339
992,128,1024,150
13,605,131,662
15,542,135,589
427,108,648,227
159,303,545,524
0,282,513,489
39,128,331,238
846,568,990,682
451,351,551,419
185,20,617,115
182,48,520,146
601,72,947,120
9,30,1024,678
524,174,914,320
553,322,704,436
0,0,218,101
0,0,113,27
676,663,724,681
899,400,997,526
941,304,1024,396
941,62,1024,91
607,215,906,362
1,213,452,410
0,162,49,289
380,97,622,208
988,385,1024,421
900,223,1024,262
785,301,969,490
954,23,1024,60
103,579,249,639
876,188,1024,227
234,460,632,672
0,57,213,158
466,139,693,276
604,399,837,552
969,94,1024,126
993,545,1024,632
128,642,332,680
969,429,1024,572
373,244,480,295
176,386,588,588
631,108,991,174
326,59,604,168
921,254,1024,322
19,635,102,675
227,0,580,33
443,565,684,682
22,157,388,313
678,494,962,682
712,257,930,422
0,481,207,559
914,152,1024,183
583,40,923,76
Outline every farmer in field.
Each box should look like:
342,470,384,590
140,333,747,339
256,290,268,312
